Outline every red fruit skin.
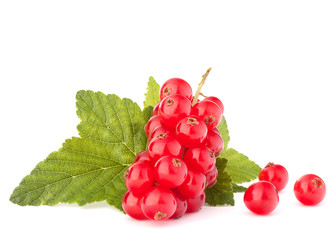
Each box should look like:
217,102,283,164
122,190,147,220
141,186,177,220
159,78,193,101
192,100,222,130
259,163,289,191
153,156,188,188
204,129,224,157
294,174,326,205
186,191,206,213
124,162,154,193
147,135,183,162
205,167,218,188
184,145,216,174
152,102,160,116
148,125,173,142
177,169,206,198
159,94,192,128
133,150,153,165
244,181,279,215
212,128,220,135
204,96,224,114
171,190,188,219
176,116,208,148
144,115,162,137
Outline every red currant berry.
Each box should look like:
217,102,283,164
192,100,222,130
186,191,206,213
144,115,162,137
147,134,183,162
205,166,218,188
184,145,216,174
154,156,188,188
159,78,193,101
204,96,224,114
122,190,147,220
204,129,224,157
133,150,154,166
159,94,192,128
152,102,160,116
148,125,173,142
176,116,208,148
294,174,326,205
177,169,206,198
259,162,288,191
141,186,177,220
244,181,279,215
124,162,154,193
170,190,188,219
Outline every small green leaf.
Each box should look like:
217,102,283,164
205,158,234,206
10,90,148,209
144,76,160,108
217,115,230,152
231,183,247,193
221,148,261,184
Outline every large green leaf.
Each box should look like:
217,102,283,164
221,148,261,184
10,91,148,209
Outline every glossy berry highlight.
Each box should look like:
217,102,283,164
259,162,288,191
176,116,208,148
294,174,326,205
141,186,177,220
159,78,193,101
244,181,279,215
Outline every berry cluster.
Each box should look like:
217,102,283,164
244,163,326,215
122,78,224,220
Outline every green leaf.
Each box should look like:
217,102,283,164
217,115,230,152
231,183,247,193
143,76,160,108
205,158,234,206
220,148,261,184
10,90,148,209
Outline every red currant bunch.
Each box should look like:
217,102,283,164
122,77,225,220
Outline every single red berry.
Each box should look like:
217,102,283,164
244,181,279,215
204,129,224,157
159,94,192,128
122,190,147,220
184,145,216,174
294,174,326,205
192,100,222,130
159,78,193,101
147,134,183,162
148,125,173,142
170,190,188,219
204,96,224,114
152,102,160,116
186,191,206,213
259,162,289,191
141,186,177,220
176,116,208,148
133,150,153,165
177,169,206,198
144,115,162,137
154,156,188,188
124,162,154,193
205,166,218,188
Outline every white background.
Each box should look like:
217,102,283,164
1,1,335,239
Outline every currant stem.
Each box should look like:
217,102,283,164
193,68,212,106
